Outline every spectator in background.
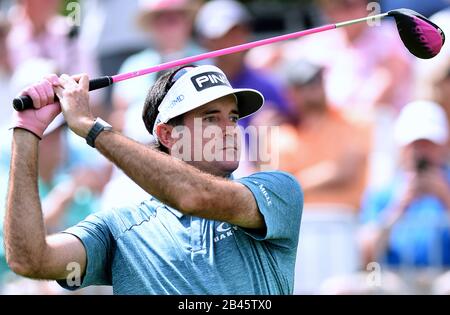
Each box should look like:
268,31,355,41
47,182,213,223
271,60,370,294
112,0,204,143
80,0,148,106
246,0,414,189
248,0,413,117
6,0,98,77
430,60,450,130
0,13,12,128
359,100,450,293
415,7,450,127
81,0,147,77
6,0,104,115
195,0,290,129
272,60,370,211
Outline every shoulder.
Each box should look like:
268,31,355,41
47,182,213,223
237,171,303,203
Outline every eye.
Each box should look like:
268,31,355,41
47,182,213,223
230,115,239,123
203,116,218,123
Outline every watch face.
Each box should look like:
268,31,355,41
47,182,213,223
87,118,112,147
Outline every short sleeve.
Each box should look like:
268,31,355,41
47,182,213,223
236,171,303,249
57,213,113,290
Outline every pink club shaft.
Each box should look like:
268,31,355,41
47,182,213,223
111,24,337,83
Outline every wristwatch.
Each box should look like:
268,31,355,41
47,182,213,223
86,117,112,148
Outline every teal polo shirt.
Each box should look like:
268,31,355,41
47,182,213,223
58,171,303,294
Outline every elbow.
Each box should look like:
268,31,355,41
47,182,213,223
6,253,43,279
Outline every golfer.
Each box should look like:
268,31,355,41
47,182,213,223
5,64,303,294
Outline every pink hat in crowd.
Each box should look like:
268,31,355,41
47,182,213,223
137,0,197,27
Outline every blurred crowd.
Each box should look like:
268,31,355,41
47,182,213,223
1,0,450,295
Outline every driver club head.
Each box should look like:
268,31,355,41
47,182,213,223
388,8,445,59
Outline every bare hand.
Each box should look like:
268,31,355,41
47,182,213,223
54,74,95,138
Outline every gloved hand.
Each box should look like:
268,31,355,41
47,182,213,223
11,75,62,139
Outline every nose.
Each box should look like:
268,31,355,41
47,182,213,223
221,117,238,136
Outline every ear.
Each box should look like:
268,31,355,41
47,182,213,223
156,124,177,151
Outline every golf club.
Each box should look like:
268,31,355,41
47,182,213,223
13,8,446,112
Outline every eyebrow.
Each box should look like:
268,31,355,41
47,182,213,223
202,109,240,116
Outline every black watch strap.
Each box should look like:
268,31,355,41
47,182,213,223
86,118,112,148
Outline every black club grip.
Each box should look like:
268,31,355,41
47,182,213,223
12,76,113,112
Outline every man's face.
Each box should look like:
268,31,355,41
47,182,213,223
321,0,368,41
321,0,368,23
203,25,249,67
287,76,327,114
402,139,448,172
169,94,241,177
148,10,192,51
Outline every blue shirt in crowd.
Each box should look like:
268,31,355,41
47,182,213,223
58,171,303,294
361,168,450,267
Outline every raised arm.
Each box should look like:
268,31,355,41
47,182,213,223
5,79,87,280
97,131,263,229
56,74,264,230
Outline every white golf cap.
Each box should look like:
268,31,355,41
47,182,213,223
195,0,250,39
152,65,264,141
394,100,449,146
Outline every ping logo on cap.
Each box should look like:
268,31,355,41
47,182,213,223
191,71,231,92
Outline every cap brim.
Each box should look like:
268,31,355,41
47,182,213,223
233,89,265,119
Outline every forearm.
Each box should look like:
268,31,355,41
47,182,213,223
4,130,48,276
93,131,262,227
94,131,220,215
